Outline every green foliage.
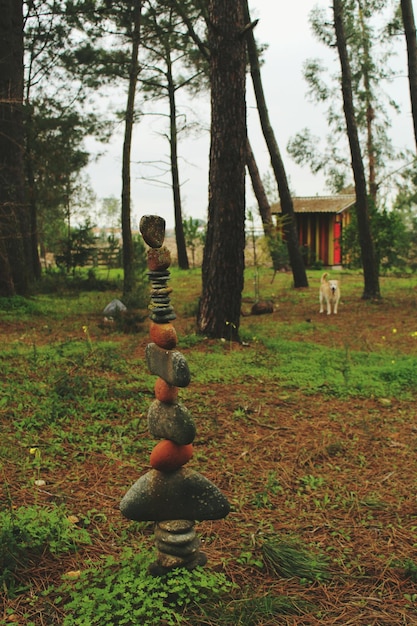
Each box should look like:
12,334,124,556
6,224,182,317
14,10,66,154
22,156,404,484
39,268,122,295
289,2,399,193
402,559,417,583
121,234,148,310
265,229,289,272
55,220,97,274
182,217,205,268
262,536,331,583
59,550,234,626
0,505,91,594
341,201,413,272
251,471,283,509
200,593,314,624
0,296,40,315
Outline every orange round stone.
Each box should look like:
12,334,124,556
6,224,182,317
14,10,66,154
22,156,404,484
154,377,178,403
149,321,177,349
150,440,193,472
147,246,171,271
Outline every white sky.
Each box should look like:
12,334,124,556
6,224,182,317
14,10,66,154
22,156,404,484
86,0,414,231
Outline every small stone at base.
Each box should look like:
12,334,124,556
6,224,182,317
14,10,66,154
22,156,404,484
148,551,207,576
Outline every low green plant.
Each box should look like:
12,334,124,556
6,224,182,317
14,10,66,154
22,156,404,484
0,504,91,594
402,559,417,583
298,474,325,492
199,593,314,624
262,536,331,583
252,471,283,509
236,549,264,569
59,549,234,626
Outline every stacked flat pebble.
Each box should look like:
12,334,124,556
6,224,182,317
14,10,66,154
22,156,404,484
120,215,229,574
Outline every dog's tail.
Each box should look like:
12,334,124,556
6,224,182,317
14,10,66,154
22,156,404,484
321,272,328,283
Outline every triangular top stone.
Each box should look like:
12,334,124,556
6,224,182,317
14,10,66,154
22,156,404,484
120,468,230,522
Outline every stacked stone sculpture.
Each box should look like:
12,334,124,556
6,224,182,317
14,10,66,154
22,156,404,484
120,215,230,575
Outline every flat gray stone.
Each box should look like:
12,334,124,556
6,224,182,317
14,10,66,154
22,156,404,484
148,400,196,445
156,536,201,557
152,551,204,571
158,520,193,533
103,299,126,316
140,215,165,248
146,343,190,387
155,527,196,547
120,468,230,522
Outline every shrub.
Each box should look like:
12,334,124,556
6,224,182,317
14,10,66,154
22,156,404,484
0,505,91,595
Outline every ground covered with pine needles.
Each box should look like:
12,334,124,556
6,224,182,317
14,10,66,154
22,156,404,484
1,269,417,625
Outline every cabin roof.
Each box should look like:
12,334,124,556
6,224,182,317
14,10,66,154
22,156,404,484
271,195,356,214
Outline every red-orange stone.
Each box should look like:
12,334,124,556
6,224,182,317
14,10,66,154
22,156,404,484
154,377,178,403
150,440,193,472
149,321,177,349
147,246,171,271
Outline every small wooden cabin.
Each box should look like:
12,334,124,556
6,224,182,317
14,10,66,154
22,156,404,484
271,195,355,268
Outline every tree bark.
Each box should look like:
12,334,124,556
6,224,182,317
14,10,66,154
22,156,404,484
197,0,246,340
241,0,308,288
24,108,42,280
357,0,377,203
333,0,380,299
167,54,189,269
401,0,417,152
0,0,30,296
246,137,272,235
122,0,141,297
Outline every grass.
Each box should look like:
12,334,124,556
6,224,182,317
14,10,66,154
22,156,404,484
2,268,417,624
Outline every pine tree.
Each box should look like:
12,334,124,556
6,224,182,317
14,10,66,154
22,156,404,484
197,0,246,340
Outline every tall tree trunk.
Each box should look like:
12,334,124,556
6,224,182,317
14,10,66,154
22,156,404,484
122,0,141,297
167,56,189,269
333,0,380,300
242,0,308,288
24,107,42,280
197,0,246,341
246,137,272,235
357,0,378,203
0,0,30,296
401,0,417,152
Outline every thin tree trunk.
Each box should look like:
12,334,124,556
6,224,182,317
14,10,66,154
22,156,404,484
197,0,246,341
241,0,308,288
167,57,189,269
246,137,272,236
401,0,417,152
357,0,377,203
24,108,42,280
122,0,141,297
333,0,380,299
0,0,30,296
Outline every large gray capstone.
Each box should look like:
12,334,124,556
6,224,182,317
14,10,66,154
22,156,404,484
120,468,230,522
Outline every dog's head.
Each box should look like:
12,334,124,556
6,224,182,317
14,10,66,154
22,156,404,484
328,280,339,295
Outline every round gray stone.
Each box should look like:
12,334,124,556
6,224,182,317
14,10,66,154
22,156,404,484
148,400,196,445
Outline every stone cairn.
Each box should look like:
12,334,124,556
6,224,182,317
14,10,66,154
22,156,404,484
120,215,230,575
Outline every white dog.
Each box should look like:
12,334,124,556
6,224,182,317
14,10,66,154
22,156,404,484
319,272,340,315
